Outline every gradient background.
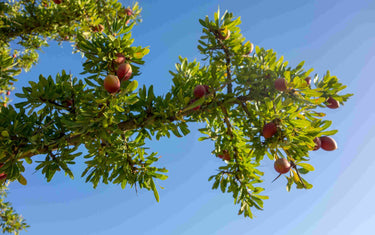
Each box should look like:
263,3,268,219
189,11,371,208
6,0,375,234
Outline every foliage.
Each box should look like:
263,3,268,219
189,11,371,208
0,182,28,234
0,0,352,232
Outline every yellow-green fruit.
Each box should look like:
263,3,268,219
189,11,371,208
104,75,120,93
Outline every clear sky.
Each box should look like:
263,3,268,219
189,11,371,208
6,0,375,234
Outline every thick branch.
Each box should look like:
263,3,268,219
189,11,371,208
20,94,255,160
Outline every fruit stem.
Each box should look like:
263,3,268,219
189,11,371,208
290,161,306,188
271,173,282,183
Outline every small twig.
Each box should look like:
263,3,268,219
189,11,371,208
271,173,282,183
236,99,252,118
220,106,233,136
290,161,306,188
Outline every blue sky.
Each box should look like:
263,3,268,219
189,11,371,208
6,0,375,234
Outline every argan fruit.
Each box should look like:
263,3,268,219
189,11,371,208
93,24,104,33
247,43,254,54
0,173,7,181
320,136,337,151
218,28,230,40
116,63,132,81
274,158,291,174
274,77,287,91
326,97,340,109
53,0,62,4
305,77,311,86
124,8,133,16
114,53,126,64
217,151,231,161
193,85,206,98
313,137,321,151
62,99,73,108
262,122,277,139
104,75,120,93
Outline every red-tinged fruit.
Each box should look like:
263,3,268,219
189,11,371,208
114,53,126,64
305,76,311,86
203,85,210,94
193,105,200,111
247,43,254,54
313,137,321,151
217,151,231,161
116,63,132,81
262,122,277,139
194,85,206,98
274,77,287,91
274,158,291,174
320,136,337,151
218,28,231,40
93,24,104,33
6,91,10,96
53,0,62,4
188,99,201,111
62,99,73,108
326,97,340,109
0,173,7,181
125,8,133,16
104,75,120,93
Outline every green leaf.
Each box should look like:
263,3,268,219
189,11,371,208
220,178,227,193
286,176,293,192
319,129,338,136
121,179,127,189
199,19,207,27
297,163,315,171
198,137,208,141
24,157,32,164
171,127,183,137
123,80,138,93
179,124,190,136
320,120,332,130
150,179,159,202
182,97,205,112
17,174,27,185
1,130,9,137
212,178,220,189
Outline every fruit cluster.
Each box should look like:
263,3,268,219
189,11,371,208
262,76,341,177
274,77,340,109
313,136,337,151
104,54,133,93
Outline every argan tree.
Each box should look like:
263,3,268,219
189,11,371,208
0,0,352,234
